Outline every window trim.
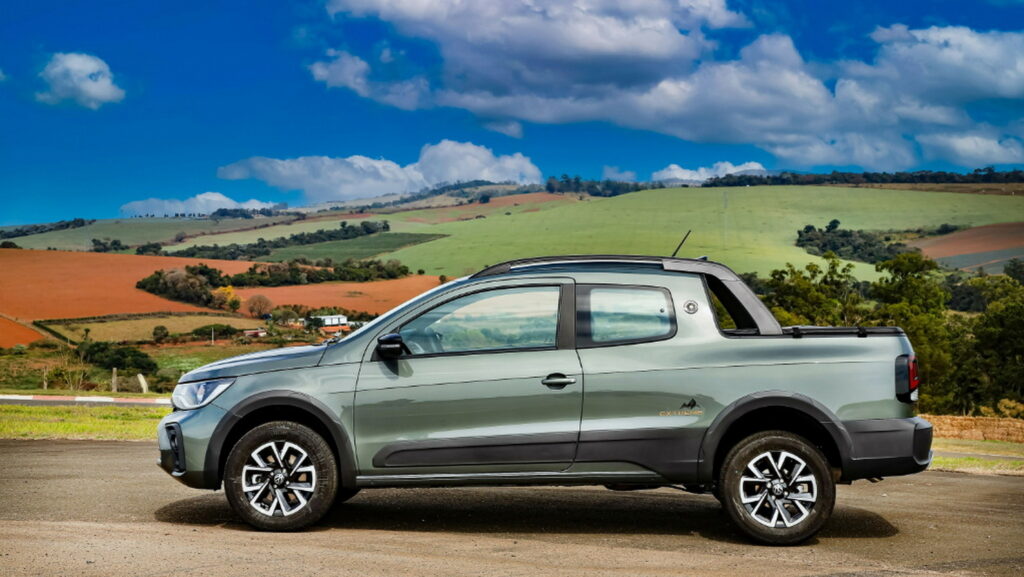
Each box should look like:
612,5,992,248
699,274,764,339
386,282,571,359
575,284,677,349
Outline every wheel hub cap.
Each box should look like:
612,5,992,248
241,441,317,517
738,450,818,528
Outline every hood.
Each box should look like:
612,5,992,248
179,344,327,383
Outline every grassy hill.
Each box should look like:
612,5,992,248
374,186,1024,277
12,216,294,251
265,232,446,262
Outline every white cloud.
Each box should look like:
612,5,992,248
324,0,746,99
309,49,429,110
653,161,765,183
315,3,1024,169
219,140,542,204
917,132,1024,166
602,166,636,182
36,53,125,109
120,192,276,217
482,120,523,138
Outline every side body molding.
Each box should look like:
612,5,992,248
205,390,357,490
696,391,854,485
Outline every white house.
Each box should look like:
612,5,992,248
313,314,348,326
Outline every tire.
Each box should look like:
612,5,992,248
719,431,835,545
224,421,339,531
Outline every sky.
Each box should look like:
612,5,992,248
1,0,1023,225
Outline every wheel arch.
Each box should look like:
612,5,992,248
698,391,852,485
205,390,357,490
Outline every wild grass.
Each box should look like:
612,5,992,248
0,405,169,440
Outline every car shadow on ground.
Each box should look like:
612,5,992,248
154,486,898,543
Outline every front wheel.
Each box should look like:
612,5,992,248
224,421,339,531
719,431,835,545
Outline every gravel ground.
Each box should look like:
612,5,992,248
1,440,1022,577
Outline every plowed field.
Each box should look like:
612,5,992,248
0,318,44,347
911,222,1024,258
234,275,442,314
0,250,254,321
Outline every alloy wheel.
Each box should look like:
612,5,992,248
738,450,818,528
242,441,317,517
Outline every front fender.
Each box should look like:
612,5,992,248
204,390,357,490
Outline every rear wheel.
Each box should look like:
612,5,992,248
719,431,835,545
224,421,338,531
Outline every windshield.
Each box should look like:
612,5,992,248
329,275,470,344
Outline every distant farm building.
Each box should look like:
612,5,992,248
313,314,348,326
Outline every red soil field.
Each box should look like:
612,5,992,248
0,317,44,347
234,275,442,315
0,249,256,321
911,222,1024,258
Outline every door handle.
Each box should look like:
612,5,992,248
541,374,576,389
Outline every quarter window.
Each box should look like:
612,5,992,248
578,286,675,346
399,286,560,355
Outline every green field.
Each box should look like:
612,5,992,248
12,216,294,251
372,186,1024,277
265,232,447,262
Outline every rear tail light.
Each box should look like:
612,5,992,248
895,354,920,403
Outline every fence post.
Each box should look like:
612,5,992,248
137,373,149,394
111,367,118,393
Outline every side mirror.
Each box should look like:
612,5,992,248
377,333,410,359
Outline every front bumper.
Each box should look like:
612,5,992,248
157,405,227,489
842,416,932,481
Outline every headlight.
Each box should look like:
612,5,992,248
172,378,235,410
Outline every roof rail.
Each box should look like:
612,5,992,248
471,254,700,278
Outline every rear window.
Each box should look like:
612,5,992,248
577,285,676,347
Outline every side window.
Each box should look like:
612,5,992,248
399,286,560,355
577,286,675,347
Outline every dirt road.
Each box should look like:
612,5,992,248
1,440,1021,576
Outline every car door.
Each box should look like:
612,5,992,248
354,278,583,478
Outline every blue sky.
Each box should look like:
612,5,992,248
1,0,1023,225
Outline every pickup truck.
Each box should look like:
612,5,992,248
158,255,932,544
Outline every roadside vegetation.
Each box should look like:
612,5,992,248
0,405,169,440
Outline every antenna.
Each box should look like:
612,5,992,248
670,230,692,258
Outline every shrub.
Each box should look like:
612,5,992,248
190,324,240,339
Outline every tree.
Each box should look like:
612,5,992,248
1004,258,1024,286
152,325,169,343
479,194,491,204
228,297,241,313
135,242,163,255
871,253,948,313
211,286,238,310
247,294,273,318
0,240,20,249
762,253,864,326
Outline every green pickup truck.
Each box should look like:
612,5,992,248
158,255,932,544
